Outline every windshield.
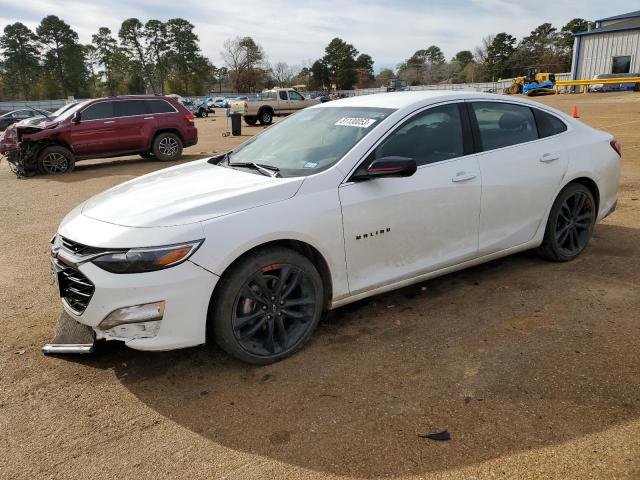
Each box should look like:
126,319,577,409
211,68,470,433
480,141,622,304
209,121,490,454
55,100,90,122
227,106,394,177
51,102,79,117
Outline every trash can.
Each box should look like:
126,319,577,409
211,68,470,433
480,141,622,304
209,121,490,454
231,112,242,136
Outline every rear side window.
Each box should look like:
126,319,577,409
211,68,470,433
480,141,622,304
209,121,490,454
533,109,567,138
114,100,149,117
279,90,288,100
374,103,465,166
472,102,538,151
147,100,176,114
82,102,115,121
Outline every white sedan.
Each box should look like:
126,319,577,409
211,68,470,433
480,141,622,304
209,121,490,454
49,91,621,364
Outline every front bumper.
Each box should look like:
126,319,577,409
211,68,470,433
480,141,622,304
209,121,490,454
60,259,218,351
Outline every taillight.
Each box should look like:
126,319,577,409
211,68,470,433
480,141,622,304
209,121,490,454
610,139,622,157
184,113,195,122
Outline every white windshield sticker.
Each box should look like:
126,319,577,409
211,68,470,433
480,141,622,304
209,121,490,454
335,117,377,128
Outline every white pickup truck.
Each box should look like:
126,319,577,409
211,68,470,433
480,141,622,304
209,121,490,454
229,88,319,126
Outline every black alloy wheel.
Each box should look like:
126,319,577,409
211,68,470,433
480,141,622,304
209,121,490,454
211,247,323,364
539,183,596,261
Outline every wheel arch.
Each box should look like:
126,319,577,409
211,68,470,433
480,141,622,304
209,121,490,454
205,238,334,340
567,176,600,213
257,105,274,117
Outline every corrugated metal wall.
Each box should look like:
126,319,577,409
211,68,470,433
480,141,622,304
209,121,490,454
577,30,640,79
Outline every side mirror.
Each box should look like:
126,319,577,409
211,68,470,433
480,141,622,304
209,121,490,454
72,112,81,124
352,156,417,181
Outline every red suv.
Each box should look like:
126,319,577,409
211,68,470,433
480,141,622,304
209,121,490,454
0,95,197,176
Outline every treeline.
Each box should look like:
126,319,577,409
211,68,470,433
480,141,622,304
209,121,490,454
0,15,213,100
0,15,594,100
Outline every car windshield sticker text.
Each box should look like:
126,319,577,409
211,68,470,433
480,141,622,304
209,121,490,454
303,162,319,169
335,117,377,128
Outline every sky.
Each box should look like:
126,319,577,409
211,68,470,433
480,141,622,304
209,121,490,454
2,0,639,72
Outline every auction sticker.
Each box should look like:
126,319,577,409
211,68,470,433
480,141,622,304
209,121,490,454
335,117,377,128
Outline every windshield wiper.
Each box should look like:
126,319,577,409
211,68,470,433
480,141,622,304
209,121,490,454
228,162,280,178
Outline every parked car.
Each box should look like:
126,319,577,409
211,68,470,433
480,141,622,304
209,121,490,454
589,72,640,92
211,97,227,108
229,88,319,125
0,95,197,175
0,108,51,131
48,91,620,363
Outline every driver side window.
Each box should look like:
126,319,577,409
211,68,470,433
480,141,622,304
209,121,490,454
373,103,465,166
288,91,304,101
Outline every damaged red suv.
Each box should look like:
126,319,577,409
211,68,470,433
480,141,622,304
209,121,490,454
0,95,198,176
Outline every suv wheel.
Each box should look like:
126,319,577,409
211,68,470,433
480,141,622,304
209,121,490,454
210,247,324,364
258,109,273,125
199,108,208,118
37,146,75,175
152,132,183,161
538,183,596,261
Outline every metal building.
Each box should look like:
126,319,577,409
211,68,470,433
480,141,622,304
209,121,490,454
571,10,640,80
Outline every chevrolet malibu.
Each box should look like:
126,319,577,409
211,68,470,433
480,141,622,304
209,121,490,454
49,91,621,364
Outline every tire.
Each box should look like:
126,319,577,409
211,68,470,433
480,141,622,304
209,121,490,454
210,247,324,364
199,108,208,118
37,145,75,175
139,152,154,159
258,109,273,125
151,132,183,161
244,116,258,126
538,183,596,262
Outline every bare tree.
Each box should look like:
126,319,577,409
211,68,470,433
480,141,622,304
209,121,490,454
222,36,266,92
272,61,295,87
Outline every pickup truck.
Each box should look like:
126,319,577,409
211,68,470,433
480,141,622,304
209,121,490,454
229,88,319,126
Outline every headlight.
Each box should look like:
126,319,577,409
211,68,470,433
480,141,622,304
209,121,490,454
92,240,203,274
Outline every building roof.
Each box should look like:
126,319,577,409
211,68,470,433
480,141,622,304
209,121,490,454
596,10,640,23
575,17,640,36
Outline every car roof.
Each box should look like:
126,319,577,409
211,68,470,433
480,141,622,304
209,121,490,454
318,90,529,110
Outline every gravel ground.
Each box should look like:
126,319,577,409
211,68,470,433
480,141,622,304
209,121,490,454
0,94,639,480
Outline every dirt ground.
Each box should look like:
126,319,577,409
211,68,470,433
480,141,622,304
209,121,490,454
1,94,639,480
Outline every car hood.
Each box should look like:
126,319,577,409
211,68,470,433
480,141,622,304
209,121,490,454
81,159,304,227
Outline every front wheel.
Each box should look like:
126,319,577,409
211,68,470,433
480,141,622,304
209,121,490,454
210,247,324,364
538,183,596,261
37,146,75,175
258,109,273,125
199,109,208,118
152,132,183,161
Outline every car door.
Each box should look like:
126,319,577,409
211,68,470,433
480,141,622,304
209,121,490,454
69,101,118,155
287,90,307,111
469,101,570,254
278,90,291,114
113,100,156,151
339,102,481,294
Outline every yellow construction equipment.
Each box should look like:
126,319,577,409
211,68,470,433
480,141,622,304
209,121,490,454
505,67,556,96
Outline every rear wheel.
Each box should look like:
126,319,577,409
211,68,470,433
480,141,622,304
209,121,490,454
538,183,596,261
37,146,75,175
152,132,183,161
258,109,273,125
210,247,324,364
199,108,208,118
244,116,258,126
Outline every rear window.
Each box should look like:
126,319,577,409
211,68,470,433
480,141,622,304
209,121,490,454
147,100,176,114
114,100,149,117
82,102,115,121
472,102,538,151
533,109,567,138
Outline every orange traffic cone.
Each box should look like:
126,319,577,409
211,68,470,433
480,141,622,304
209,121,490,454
571,105,580,118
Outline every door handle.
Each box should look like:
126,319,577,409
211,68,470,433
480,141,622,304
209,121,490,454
452,172,476,182
103,120,115,124
143,117,154,120
540,153,560,163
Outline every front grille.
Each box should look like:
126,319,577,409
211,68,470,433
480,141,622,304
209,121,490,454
57,263,95,314
61,237,106,256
